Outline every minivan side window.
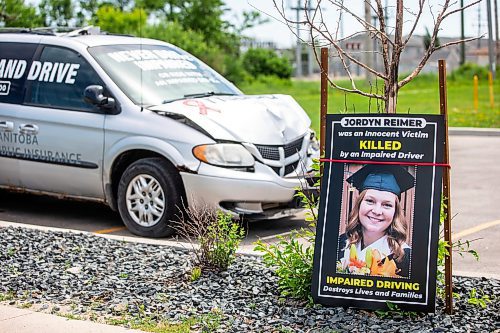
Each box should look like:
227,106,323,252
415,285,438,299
0,42,38,104
27,46,103,111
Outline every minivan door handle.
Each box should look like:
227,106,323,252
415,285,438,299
19,124,39,135
0,121,14,132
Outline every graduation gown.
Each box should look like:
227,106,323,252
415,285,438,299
338,233,411,278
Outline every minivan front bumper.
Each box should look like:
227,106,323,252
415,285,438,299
180,162,317,218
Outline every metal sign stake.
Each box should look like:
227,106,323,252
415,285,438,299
439,59,453,315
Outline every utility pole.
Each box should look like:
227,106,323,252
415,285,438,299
478,5,482,49
460,0,465,65
291,0,316,77
306,1,315,77
293,0,303,77
364,0,373,81
495,0,499,66
487,0,496,78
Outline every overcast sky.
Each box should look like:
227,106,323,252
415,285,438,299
224,0,494,48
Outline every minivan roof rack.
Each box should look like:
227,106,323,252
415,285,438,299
57,26,101,36
0,26,135,38
0,27,56,35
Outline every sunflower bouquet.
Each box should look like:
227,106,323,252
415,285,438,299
337,244,401,277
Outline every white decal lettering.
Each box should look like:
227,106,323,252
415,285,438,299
56,63,71,83
39,62,53,81
65,64,80,84
27,61,42,80
0,59,27,79
14,60,27,79
48,62,59,82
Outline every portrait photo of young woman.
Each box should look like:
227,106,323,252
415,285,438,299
336,164,416,278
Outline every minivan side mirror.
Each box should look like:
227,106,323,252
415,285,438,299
84,85,117,113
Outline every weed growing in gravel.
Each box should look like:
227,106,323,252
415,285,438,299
375,302,420,318
0,290,15,301
201,212,245,270
173,205,245,271
278,326,296,333
467,288,492,308
57,312,84,321
20,302,33,309
254,161,319,303
156,293,169,302
190,267,201,281
107,308,223,333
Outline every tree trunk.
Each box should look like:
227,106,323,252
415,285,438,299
385,81,398,113
385,0,403,114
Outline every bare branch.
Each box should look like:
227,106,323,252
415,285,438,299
334,0,344,40
326,75,385,100
435,35,485,51
321,32,388,79
374,0,390,75
328,0,395,47
398,0,481,90
402,0,425,47
442,0,482,20
398,35,485,89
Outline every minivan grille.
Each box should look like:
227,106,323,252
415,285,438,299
256,145,280,160
284,161,300,176
254,136,305,177
284,137,304,158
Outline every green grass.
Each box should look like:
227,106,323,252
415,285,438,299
107,311,223,333
239,75,500,134
0,291,15,302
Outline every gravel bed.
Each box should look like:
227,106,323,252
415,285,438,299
0,226,498,332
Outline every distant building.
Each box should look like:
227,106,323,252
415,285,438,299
240,37,278,52
328,34,484,78
242,34,496,78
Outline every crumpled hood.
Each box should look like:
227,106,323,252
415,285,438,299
149,94,311,144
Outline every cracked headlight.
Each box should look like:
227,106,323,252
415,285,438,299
193,143,255,168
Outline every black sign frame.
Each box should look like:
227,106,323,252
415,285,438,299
312,114,445,312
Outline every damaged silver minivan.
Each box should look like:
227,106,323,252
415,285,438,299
0,27,319,237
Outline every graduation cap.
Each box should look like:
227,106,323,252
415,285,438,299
346,165,415,196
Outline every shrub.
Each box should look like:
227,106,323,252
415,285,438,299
254,229,315,302
254,162,320,303
449,63,490,81
173,204,244,271
242,48,292,79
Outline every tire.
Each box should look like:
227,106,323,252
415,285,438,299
117,157,182,237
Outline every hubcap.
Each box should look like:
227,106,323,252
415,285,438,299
126,174,165,227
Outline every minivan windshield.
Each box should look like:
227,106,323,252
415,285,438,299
88,44,241,106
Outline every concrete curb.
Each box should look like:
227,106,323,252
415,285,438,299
449,127,500,136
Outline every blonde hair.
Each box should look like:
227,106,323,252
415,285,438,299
345,189,408,261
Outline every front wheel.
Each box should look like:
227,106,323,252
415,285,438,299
117,158,182,237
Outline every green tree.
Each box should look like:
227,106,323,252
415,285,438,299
242,48,292,79
0,0,43,27
135,0,182,21
143,21,224,72
39,0,74,27
94,5,146,35
75,0,100,26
